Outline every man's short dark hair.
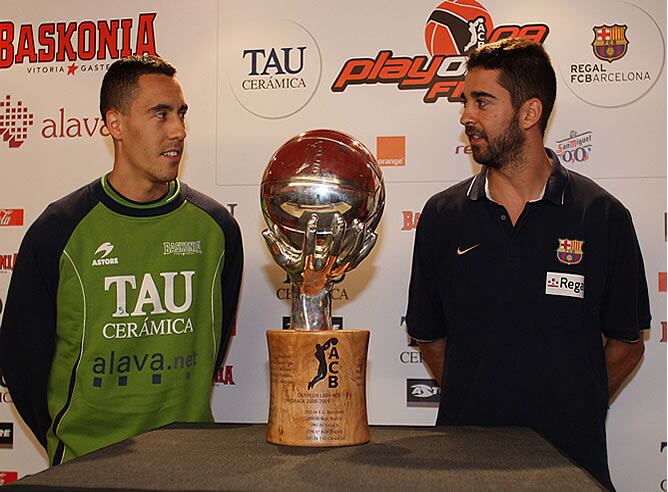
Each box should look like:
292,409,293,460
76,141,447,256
100,55,177,124
467,38,556,134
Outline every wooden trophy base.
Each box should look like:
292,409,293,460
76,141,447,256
266,329,370,446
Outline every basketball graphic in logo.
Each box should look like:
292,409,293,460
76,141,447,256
425,0,494,56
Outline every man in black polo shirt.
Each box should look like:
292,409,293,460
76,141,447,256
405,38,650,491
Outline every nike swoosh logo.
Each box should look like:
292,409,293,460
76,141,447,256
457,244,480,255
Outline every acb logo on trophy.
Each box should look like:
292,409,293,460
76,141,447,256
260,129,385,446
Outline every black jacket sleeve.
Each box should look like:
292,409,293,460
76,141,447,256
0,183,96,448
182,185,244,372
0,217,58,447
217,212,243,371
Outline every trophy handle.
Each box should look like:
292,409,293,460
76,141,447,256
290,283,332,331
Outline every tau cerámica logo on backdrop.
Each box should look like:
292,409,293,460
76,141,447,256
332,0,549,103
400,317,424,365
226,19,322,119
0,13,159,76
553,1,665,108
276,273,351,303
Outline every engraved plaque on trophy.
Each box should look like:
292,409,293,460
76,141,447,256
261,129,385,446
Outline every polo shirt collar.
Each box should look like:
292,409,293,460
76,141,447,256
466,148,569,205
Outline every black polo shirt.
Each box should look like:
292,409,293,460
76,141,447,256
406,149,650,489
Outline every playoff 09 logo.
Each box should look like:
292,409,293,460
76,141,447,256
332,0,548,103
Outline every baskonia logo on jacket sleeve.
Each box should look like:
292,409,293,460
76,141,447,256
331,0,548,103
0,13,158,75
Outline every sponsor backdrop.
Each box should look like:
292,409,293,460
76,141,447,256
0,0,665,489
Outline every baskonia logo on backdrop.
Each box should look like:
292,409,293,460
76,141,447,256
0,253,17,273
0,13,159,75
212,365,235,386
331,0,549,103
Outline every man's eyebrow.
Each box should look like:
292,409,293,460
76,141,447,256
147,103,189,113
470,90,497,100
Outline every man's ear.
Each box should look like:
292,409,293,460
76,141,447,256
519,97,543,131
105,109,123,140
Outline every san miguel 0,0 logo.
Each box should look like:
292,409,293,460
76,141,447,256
331,0,548,103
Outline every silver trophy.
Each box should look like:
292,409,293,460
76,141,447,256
261,129,385,330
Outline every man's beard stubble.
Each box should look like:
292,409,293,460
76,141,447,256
467,114,526,170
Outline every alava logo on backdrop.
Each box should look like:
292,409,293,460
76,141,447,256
1,94,111,147
0,95,33,148
0,13,158,76
331,0,549,103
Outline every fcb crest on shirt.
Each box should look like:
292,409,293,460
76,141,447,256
592,24,629,63
556,238,584,265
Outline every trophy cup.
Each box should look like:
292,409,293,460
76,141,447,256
261,129,385,446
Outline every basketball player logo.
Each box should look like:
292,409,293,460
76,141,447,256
307,337,338,390
425,0,495,56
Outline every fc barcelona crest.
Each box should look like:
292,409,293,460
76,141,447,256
556,238,584,265
592,24,629,63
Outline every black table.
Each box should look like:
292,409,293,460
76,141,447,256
7,423,603,491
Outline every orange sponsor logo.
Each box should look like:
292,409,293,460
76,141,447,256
376,135,405,166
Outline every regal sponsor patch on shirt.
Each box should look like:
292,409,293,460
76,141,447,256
546,272,585,299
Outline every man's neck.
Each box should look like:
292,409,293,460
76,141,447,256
107,169,170,203
486,144,552,224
